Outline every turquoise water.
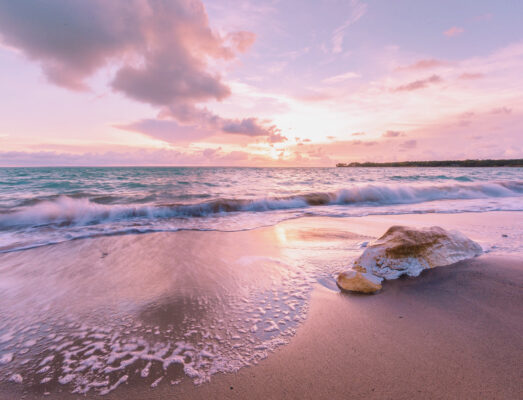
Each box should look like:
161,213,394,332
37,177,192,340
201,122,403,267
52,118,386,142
0,167,522,251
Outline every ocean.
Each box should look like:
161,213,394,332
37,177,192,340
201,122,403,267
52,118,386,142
0,166,522,252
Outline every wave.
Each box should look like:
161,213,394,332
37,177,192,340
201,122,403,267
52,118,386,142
0,181,522,230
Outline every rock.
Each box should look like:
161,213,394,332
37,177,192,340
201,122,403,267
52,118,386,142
337,269,382,294
353,225,483,280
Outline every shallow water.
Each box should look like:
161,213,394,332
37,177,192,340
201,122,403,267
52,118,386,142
0,167,522,252
0,221,367,395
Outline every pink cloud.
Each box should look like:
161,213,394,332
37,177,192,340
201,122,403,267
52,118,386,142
114,119,212,143
458,72,485,80
117,112,285,144
491,107,512,115
394,74,442,92
473,13,493,23
444,26,464,37
382,130,402,138
226,31,257,53
0,0,282,142
0,148,255,167
396,59,446,71
399,139,417,149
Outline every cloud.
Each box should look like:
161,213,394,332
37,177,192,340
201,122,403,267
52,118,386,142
323,71,360,84
444,26,464,37
394,74,442,92
458,72,485,80
396,59,446,71
491,107,512,115
222,117,286,142
351,132,365,136
399,139,417,149
222,117,272,136
0,148,254,167
118,108,285,144
331,0,367,53
114,119,212,143
350,139,376,146
473,13,492,23
294,91,334,102
0,0,234,96
226,31,257,53
382,130,402,138
0,0,282,141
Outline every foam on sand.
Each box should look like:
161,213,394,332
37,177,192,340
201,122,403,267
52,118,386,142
338,226,483,292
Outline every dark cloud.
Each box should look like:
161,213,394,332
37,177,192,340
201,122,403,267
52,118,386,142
222,117,275,137
394,75,442,92
0,0,234,99
117,111,285,144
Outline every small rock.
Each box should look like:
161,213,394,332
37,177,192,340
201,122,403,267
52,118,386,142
337,270,382,294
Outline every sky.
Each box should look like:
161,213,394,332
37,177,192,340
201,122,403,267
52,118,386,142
0,0,522,166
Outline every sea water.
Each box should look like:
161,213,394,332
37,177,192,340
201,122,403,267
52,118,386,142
0,167,521,252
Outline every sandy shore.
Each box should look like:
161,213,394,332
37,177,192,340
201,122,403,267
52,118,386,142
0,212,522,399
160,255,522,400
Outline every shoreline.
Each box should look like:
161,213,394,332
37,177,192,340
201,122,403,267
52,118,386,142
0,211,522,399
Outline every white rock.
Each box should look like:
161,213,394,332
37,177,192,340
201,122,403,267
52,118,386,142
353,225,482,280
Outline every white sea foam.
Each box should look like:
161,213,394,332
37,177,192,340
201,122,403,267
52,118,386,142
0,181,521,230
0,238,321,395
0,180,521,253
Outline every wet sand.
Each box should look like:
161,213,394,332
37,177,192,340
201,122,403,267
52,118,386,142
1,212,522,399
162,255,522,400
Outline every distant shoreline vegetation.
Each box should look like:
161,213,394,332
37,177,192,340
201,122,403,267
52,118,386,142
336,159,523,168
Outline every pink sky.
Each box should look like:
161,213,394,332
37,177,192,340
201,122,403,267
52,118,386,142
0,0,522,166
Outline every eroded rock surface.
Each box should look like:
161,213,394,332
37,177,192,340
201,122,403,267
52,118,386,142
337,270,382,293
338,225,483,293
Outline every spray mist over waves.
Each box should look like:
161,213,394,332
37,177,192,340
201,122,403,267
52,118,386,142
0,180,521,230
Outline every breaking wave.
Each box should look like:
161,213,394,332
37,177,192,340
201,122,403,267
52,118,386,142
1,180,522,230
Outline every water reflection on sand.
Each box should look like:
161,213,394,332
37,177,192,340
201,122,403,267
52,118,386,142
0,219,368,395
